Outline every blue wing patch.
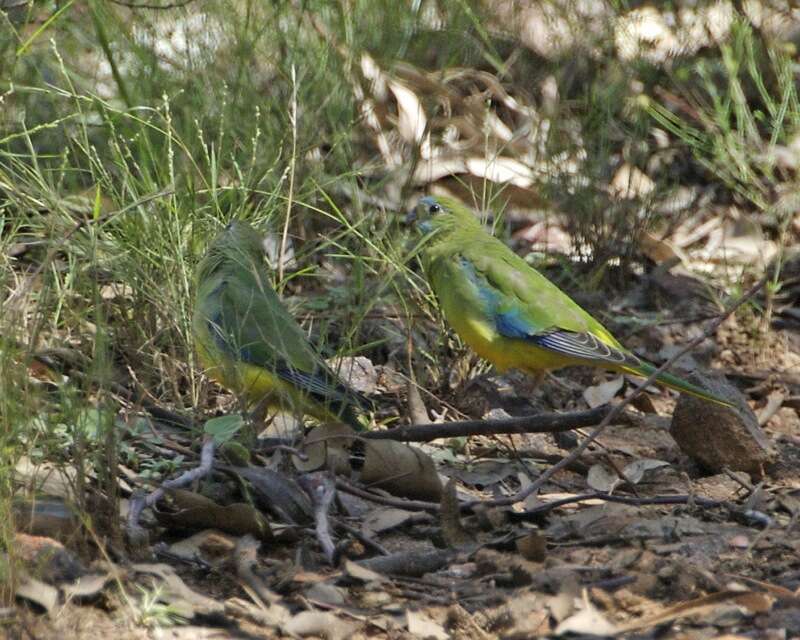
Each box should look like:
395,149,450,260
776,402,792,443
458,256,536,339
495,308,534,340
207,311,232,353
456,256,638,367
458,257,500,308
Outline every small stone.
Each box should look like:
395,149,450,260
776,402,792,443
729,535,750,549
670,372,776,475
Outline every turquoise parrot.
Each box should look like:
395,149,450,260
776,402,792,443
193,221,370,429
407,195,731,406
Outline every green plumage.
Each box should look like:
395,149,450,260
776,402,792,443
193,221,368,429
409,195,731,407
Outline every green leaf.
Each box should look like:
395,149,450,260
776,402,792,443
203,415,245,445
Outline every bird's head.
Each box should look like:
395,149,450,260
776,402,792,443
215,220,265,257
196,220,266,283
406,195,480,238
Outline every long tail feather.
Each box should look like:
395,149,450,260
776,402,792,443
623,361,734,407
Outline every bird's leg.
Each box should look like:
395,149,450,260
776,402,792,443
248,395,272,425
524,370,578,449
126,435,217,548
530,370,547,388
243,397,279,447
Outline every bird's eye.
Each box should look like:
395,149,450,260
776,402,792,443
428,203,441,214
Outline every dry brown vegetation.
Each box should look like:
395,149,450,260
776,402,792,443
2,0,800,638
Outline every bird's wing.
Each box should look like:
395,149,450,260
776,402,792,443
455,248,640,368
206,272,366,409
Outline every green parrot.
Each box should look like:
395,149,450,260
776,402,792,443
193,221,369,429
407,194,732,406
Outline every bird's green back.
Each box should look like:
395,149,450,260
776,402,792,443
418,196,621,347
193,221,368,425
194,222,321,375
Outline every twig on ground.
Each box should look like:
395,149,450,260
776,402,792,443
721,467,754,494
363,404,627,442
468,275,768,509
261,444,309,461
512,492,724,520
588,575,638,591
335,478,440,513
234,535,282,606
298,472,338,565
126,436,216,542
334,521,391,556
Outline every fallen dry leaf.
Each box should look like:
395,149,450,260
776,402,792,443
407,609,449,640
15,574,59,614
132,563,224,617
155,489,272,541
168,530,237,565
587,463,621,493
62,573,114,601
362,507,417,536
284,610,357,640
343,559,386,584
616,590,775,633
583,376,624,408
554,595,617,636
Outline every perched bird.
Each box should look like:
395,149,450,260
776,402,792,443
407,195,731,406
193,221,369,430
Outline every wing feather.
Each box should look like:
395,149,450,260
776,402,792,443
208,276,368,411
456,254,638,368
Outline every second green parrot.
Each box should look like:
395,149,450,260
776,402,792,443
407,195,731,406
193,221,369,429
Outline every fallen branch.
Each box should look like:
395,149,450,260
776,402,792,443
358,547,470,577
512,492,724,519
363,404,624,442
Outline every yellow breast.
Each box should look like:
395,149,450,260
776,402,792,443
196,329,338,421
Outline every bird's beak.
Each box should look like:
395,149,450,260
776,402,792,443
404,209,417,225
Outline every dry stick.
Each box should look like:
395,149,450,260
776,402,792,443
514,491,723,518
126,436,216,538
335,520,391,556
336,478,440,513
363,404,621,442
359,548,463,578
466,275,768,510
298,472,338,565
